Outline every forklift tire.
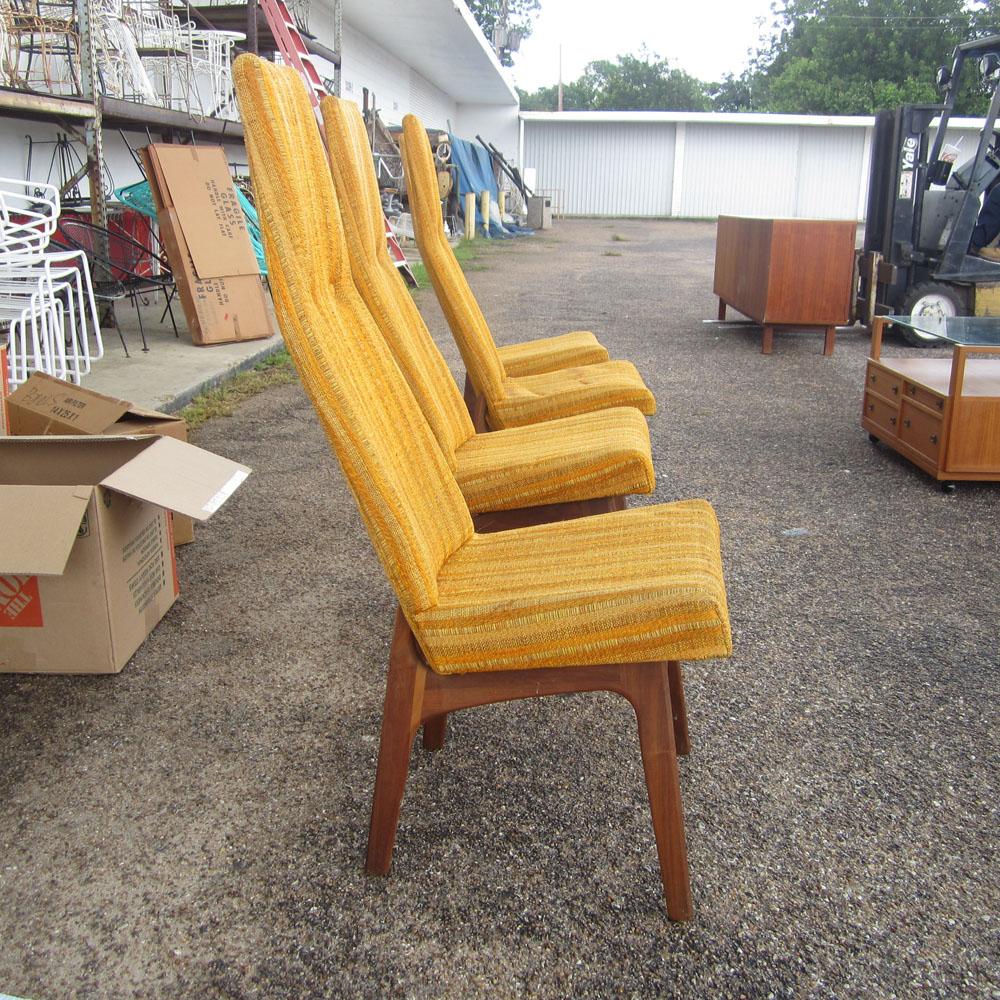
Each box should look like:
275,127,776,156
898,282,965,346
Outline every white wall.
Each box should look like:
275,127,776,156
338,21,456,130
453,103,520,165
0,118,246,205
521,115,989,219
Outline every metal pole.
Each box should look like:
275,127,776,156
246,0,259,54
75,0,116,339
333,0,342,96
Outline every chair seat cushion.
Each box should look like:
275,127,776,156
490,360,656,428
454,406,654,513
497,331,609,377
413,500,731,674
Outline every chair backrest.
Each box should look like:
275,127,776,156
233,55,473,616
320,95,475,472
400,113,508,409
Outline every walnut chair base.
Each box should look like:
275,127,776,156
366,608,696,921
472,493,627,532
463,372,489,432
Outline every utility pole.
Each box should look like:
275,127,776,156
558,44,563,111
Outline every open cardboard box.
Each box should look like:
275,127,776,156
0,435,250,673
7,372,197,544
141,143,272,346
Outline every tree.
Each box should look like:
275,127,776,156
581,52,711,111
465,0,541,47
517,51,711,112
748,0,1000,115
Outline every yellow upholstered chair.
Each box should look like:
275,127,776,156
233,55,732,920
321,94,653,524
400,112,656,432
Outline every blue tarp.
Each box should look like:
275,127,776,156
448,133,533,239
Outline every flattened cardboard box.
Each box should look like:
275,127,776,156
0,435,250,673
142,143,272,346
7,372,196,545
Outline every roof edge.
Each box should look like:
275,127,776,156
519,110,995,129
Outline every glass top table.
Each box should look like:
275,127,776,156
882,314,1000,347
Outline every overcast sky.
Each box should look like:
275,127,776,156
509,0,778,91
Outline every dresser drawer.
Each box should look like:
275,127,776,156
866,363,902,401
864,392,899,435
899,401,943,463
902,380,946,414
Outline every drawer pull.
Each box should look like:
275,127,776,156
930,434,939,445
890,416,897,425
868,403,874,412
892,385,899,394
907,385,916,396
903,418,911,428
870,373,876,383
936,400,944,410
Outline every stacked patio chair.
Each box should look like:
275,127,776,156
400,112,656,432
233,55,732,920
0,177,102,389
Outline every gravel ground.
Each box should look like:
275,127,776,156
1,219,998,999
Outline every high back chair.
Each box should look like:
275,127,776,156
321,94,654,527
400,112,656,432
233,54,732,920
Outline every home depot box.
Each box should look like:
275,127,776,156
0,435,250,673
7,372,196,545
141,144,272,346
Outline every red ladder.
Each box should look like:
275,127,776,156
257,0,415,284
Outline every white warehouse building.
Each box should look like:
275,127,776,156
519,110,990,221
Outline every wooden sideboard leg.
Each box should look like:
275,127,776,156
823,326,836,356
761,326,774,354
717,298,727,321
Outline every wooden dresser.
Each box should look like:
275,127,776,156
713,216,857,355
863,316,1000,485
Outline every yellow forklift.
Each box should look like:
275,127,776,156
857,34,1000,345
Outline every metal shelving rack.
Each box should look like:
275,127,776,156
3,0,341,229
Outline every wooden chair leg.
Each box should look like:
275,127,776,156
462,372,489,432
366,612,427,875
823,325,836,356
667,660,690,756
422,714,448,750
627,662,692,921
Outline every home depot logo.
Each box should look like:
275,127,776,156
0,575,44,628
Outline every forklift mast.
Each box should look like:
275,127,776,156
858,34,1000,319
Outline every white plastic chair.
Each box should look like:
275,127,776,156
0,177,103,387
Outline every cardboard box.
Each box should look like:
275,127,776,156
142,144,272,346
0,347,9,436
7,372,196,545
0,435,250,673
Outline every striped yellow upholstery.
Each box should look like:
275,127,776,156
400,114,657,430
499,332,609,377
320,94,474,472
233,56,472,616
454,406,653,513
234,56,731,677
415,501,732,674
494,359,656,428
320,94,653,508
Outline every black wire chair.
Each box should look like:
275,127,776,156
51,215,179,354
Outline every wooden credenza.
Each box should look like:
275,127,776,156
713,216,857,355
862,317,1000,484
